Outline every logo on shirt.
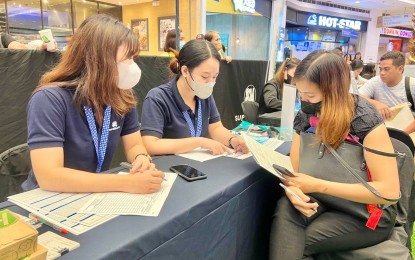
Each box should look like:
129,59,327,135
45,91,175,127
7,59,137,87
109,121,120,131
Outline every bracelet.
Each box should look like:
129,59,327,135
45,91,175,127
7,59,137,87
134,153,152,163
228,136,236,149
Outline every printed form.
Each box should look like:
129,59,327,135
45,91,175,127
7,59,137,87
177,138,284,162
79,172,177,216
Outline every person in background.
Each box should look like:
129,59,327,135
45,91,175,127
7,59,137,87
0,32,57,51
360,51,415,134
344,53,352,65
204,31,232,63
270,50,399,259
22,14,164,194
179,30,186,49
361,63,376,80
354,52,362,61
258,58,301,114
161,29,178,57
350,60,367,89
140,40,248,156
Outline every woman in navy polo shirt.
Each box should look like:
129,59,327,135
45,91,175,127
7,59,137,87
22,14,164,194
140,40,248,155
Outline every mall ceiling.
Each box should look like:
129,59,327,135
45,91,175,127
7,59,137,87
322,0,415,13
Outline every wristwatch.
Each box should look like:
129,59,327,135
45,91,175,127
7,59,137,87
134,153,152,163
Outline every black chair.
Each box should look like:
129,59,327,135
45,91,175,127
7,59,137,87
0,144,31,202
241,100,259,124
387,128,415,156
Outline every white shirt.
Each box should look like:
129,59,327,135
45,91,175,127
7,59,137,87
359,75,415,107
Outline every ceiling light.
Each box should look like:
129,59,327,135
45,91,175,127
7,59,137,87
398,0,415,5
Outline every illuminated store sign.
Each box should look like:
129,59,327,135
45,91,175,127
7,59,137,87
232,0,255,14
307,14,362,31
381,27,413,38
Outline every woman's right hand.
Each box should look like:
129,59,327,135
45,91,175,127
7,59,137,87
200,138,232,155
126,170,165,194
284,186,319,217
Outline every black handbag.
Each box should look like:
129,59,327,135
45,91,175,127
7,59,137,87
299,132,404,229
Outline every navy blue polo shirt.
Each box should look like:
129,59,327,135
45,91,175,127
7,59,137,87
22,87,140,190
140,79,221,138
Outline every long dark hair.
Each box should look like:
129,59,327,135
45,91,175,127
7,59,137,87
36,14,139,125
294,50,354,149
163,29,178,52
169,39,221,75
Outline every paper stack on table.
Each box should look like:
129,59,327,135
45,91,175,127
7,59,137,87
8,172,177,234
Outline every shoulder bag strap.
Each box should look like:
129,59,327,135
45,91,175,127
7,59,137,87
404,76,414,111
324,143,401,202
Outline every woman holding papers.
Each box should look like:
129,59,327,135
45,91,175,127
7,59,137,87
269,50,400,258
140,40,248,155
22,14,165,194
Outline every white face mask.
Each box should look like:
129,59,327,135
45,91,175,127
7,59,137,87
187,72,215,99
117,61,141,90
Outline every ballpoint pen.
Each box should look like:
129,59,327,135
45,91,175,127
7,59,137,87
279,183,318,213
120,162,167,181
28,213,69,234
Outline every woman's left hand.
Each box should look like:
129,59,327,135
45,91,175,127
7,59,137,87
230,137,249,154
281,172,321,194
130,155,155,174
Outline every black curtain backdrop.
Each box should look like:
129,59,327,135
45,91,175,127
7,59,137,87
0,50,268,166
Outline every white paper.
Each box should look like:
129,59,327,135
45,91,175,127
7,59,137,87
242,133,293,179
279,84,297,141
78,172,177,216
177,138,284,162
38,231,80,260
8,189,117,235
385,103,414,130
177,147,222,162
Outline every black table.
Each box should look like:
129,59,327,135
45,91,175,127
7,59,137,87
1,143,290,259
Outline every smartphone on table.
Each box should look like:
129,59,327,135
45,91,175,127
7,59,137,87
170,165,207,182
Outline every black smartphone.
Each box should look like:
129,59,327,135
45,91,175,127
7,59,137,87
273,164,295,177
170,165,207,182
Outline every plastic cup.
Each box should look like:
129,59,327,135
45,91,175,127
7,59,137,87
39,29,55,51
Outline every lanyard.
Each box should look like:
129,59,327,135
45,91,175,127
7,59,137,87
182,100,202,137
83,105,112,173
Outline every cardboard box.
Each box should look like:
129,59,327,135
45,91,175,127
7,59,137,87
0,209,38,260
23,244,47,260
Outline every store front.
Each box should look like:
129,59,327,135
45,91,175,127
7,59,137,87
378,27,413,59
205,0,272,61
285,8,368,60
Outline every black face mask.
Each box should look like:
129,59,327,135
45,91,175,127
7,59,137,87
301,100,322,115
284,74,293,84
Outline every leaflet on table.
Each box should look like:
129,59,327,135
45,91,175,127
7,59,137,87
78,172,177,216
177,138,284,162
241,132,293,179
38,231,80,260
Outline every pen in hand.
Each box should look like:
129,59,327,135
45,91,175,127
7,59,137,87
279,183,317,213
120,162,167,181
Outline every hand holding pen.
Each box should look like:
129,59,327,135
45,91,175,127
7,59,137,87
279,183,318,217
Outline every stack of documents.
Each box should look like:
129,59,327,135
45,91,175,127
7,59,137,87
8,172,177,235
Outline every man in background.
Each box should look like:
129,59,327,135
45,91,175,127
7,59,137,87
360,51,415,134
